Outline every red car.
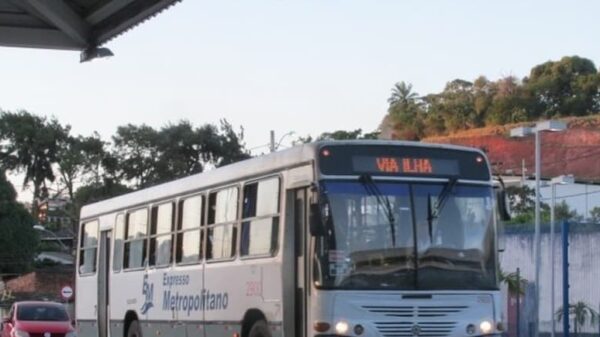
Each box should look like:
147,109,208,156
1,302,75,337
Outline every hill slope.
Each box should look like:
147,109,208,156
421,115,600,182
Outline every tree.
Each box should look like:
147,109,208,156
486,76,531,125
213,119,251,167
317,129,379,141
73,179,131,217
499,269,528,295
556,301,599,337
111,123,161,188
388,81,419,107
437,79,481,131
381,55,600,140
506,185,535,214
0,110,68,218
590,206,600,224
56,133,106,202
525,56,600,118
0,171,39,274
387,82,425,140
553,200,581,222
293,128,380,145
111,120,250,189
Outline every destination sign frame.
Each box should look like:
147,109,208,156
318,145,490,181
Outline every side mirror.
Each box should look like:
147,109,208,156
497,190,511,221
309,203,326,237
2,317,11,324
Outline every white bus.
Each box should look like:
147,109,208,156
76,140,509,337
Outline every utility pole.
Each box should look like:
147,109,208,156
517,268,521,337
562,220,570,337
269,130,275,152
522,159,527,186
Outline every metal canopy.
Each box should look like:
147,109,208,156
0,0,181,58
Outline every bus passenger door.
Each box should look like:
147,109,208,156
294,188,309,337
97,230,111,337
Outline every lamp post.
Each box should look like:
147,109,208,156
510,120,567,337
269,130,295,152
549,174,574,337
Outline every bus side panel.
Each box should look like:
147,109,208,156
109,258,206,331
203,257,283,334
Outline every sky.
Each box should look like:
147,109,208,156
2,0,600,202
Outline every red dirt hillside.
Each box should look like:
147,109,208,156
421,115,600,182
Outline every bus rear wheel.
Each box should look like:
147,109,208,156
127,320,142,337
248,320,271,337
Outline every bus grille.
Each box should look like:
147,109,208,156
363,305,468,318
374,321,457,337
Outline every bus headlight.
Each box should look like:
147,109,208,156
480,321,493,334
335,321,349,335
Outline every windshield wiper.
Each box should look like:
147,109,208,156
358,174,396,247
427,177,458,238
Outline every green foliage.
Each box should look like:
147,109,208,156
525,56,600,118
0,171,39,274
385,56,600,140
388,81,425,140
499,269,528,295
552,200,582,222
318,129,379,141
112,119,249,188
506,185,535,215
55,133,107,231
0,109,250,229
556,301,599,337
0,110,68,216
506,184,581,225
294,128,380,144
73,179,132,217
56,133,106,199
589,206,600,223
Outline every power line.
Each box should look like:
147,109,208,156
247,143,270,151
540,188,600,201
496,147,600,179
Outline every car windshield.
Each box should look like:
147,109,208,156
313,180,497,290
17,304,69,321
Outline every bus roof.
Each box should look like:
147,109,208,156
79,140,485,220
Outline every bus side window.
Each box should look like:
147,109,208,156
113,214,125,272
206,187,238,260
123,208,148,269
149,202,175,267
241,177,280,257
79,220,99,275
176,195,204,264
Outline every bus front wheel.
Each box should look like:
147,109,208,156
127,320,142,337
248,320,271,337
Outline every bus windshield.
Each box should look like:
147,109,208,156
314,180,497,290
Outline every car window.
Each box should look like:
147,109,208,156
16,305,69,321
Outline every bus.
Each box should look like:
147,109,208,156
76,140,510,337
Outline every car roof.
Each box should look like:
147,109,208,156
15,301,64,307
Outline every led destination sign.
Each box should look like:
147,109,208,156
353,156,459,175
318,145,490,181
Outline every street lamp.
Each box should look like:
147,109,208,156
549,174,574,337
510,120,567,337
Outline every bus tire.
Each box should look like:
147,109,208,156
248,320,271,337
127,320,142,337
